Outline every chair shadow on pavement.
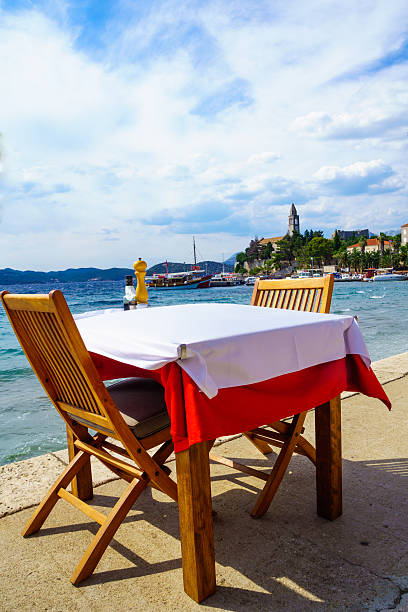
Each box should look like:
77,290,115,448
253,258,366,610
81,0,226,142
21,449,408,611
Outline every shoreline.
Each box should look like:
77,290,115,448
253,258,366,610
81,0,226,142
1,350,407,519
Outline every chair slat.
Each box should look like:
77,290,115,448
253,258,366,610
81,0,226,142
288,289,297,310
19,310,71,404
271,290,281,308
43,313,101,414
313,288,323,313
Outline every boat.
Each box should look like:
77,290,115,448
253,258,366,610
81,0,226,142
146,238,213,289
296,270,313,279
373,272,407,281
210,273,243,287
245,276,257,286
360,267,407,282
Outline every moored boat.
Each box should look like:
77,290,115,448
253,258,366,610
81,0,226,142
147,269,212,289
373,272,407,281
146,238,213,289
210,273,243,287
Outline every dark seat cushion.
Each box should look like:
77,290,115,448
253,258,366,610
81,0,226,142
106,378,170,439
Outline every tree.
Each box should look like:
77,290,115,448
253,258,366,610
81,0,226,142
332,230,342,251
349,248,361,273
400,245,408,268
307,237,333,266
391,235,401,269
263,241,274,259
249,266,262,275
358,235,367,255
379,232,387,256
245,237,263,261
235,263,247,274
269,251,284,271
380,253,391,268
296,245,311,268
276,236,296,266
371,250,380,269
365,251,375,268
340,249,350,270
235,252,247,265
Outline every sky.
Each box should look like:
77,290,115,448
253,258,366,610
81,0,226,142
0,0,407,271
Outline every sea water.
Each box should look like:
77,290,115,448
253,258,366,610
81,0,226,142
0,280,407,465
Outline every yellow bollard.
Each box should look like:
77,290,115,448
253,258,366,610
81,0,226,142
133,258,148,307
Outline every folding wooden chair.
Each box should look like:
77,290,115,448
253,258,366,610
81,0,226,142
0,290,177,584
210,275,334,518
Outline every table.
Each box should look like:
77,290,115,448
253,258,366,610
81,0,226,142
75,303,390,602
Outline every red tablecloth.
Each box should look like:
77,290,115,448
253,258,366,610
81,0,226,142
90,352,391,453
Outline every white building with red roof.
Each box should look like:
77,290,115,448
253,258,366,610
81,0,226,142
402,223,408,246
346,238,392,253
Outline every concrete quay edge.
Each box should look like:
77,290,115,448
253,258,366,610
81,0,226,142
1,351,407,519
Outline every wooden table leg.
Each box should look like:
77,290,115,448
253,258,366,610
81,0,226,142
175,441,216,602
66,425,93,501
315,395,342,520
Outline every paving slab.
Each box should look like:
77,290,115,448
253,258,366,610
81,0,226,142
0,453,64,517
0,353,407,610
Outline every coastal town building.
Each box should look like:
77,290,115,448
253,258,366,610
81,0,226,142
402,223,408,246
288,203,300,237
346,238,392,253
259,235,285,249
260,203,300,249
332,229,369,240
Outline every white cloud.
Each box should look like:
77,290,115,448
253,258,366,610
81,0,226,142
247,152,281,165
0,1,408,270
292,109,408,141
314,159,398,195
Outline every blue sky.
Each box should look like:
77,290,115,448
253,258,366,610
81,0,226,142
0,0,407,270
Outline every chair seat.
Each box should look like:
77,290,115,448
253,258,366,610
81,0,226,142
107,378,170,439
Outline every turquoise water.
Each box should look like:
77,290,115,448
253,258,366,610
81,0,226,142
1,280,407,465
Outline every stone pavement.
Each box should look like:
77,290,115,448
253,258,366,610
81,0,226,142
0,353,407,611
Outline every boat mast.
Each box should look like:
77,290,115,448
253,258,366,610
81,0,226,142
193,236,197,269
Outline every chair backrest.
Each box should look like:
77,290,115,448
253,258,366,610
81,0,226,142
250,275,334,313
0,290,126,440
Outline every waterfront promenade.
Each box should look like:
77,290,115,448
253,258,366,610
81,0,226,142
0,352,407,611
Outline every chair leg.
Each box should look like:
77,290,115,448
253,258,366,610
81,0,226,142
243,432,273,455
23,451,91,537
269,420,316,464
70,477,149,585
67,425,93,501
295,436,316,464
251,412,307,518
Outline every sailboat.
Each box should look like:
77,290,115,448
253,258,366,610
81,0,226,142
146,238,213,289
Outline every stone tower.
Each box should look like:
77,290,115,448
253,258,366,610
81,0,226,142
288,203,300,236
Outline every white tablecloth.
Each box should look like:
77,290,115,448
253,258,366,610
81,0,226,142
75,303,370,399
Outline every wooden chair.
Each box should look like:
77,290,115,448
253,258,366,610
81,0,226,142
0,290,177,585
210,275,334,518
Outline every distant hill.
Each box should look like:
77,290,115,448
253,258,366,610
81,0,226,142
146,261,234,275
0,261,233,285
0,267,134,285
224,253,238,265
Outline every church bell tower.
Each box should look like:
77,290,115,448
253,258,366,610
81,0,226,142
288,203,300,236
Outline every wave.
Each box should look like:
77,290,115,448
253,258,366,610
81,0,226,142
370,295,385,299
0,347,23,357
0,367,33,383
